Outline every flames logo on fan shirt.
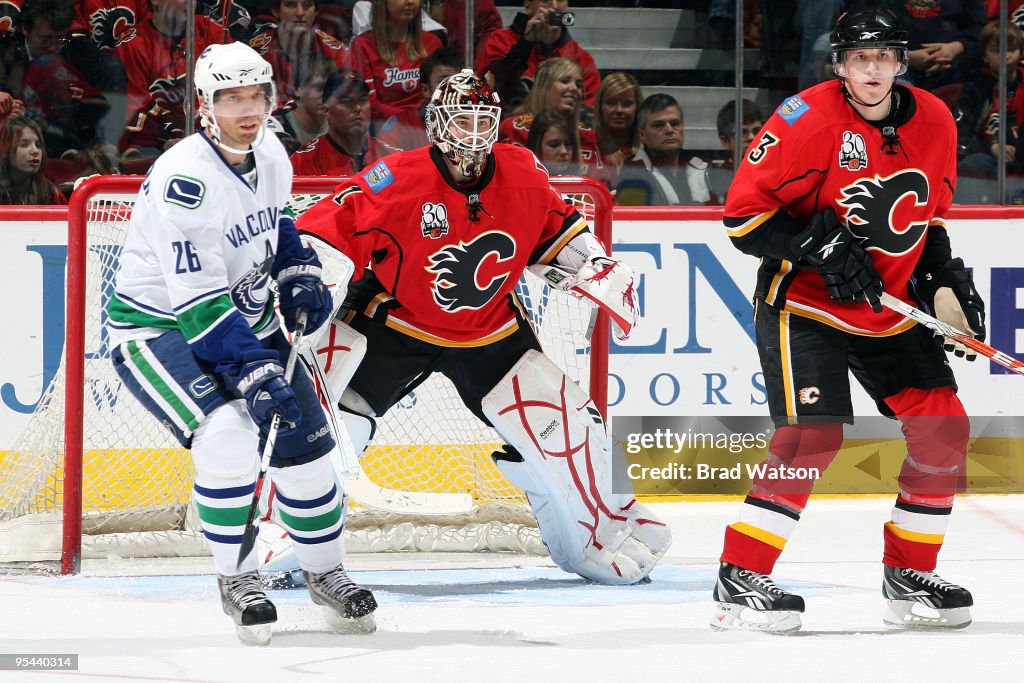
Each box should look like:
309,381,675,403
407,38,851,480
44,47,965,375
427,231,516,312
0,1,19,38
383,67,420,93
837,170,930,256
89,7,137,51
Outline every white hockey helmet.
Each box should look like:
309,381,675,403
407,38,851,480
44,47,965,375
425,69,501,179
194,43,276,150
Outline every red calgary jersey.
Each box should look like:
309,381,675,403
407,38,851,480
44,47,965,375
498,113,603,175
297,143,589,346
290,133,398,175
349,31,442,126
116,16,225,152
724,80,957,336
248,25,349,110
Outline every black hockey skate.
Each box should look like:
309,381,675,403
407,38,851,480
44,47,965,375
218,571,278,646
882,565,973,629
711,562,805,633
304,564,378,633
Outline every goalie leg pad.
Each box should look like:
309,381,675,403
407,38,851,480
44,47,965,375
303,319,368,402
483,350,671,584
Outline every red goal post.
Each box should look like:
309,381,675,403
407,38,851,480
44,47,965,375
54,174,613,575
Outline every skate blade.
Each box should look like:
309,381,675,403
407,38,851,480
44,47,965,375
883,601,972,630
323,605,377,634
235,623,273,646
710,602,802,634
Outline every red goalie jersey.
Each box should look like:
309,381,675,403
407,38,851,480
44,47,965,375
724,80,957,335
297,143,589,346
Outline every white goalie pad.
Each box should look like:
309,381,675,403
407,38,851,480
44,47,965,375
301,318,367,406
529,257,639,341
482,350,671,584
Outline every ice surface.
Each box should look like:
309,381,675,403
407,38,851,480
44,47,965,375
2,496,1021,682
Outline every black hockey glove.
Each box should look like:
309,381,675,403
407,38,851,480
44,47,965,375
225,353,302,437
276,248,332,335
913,257,986,360
791,207,884,313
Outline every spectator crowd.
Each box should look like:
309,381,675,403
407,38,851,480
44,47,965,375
1,0,1023,205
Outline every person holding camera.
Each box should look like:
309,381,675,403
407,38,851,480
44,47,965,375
476,0,599,115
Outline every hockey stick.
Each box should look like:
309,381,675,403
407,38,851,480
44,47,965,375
300,345,475,515
237,310,308,570
880,292,1024,376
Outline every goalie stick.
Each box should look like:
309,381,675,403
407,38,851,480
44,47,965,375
880,292,1024,376
300,338,475,515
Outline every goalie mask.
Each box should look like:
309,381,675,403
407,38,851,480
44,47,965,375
194,42,276,154
830,9,909,80
426,69,501,179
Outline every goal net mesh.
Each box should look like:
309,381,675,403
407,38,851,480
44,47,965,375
0,178,606,564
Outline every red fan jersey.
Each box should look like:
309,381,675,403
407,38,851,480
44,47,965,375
73,0,147,51
498,113,604,176
296,143,589,346
290,133,398,175
248,25,349,110
116,16,225,153
349,31,442,127
476,21,600,108
724,80,957,336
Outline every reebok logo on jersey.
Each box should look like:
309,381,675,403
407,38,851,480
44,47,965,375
164,175,205,209
365,161,395,193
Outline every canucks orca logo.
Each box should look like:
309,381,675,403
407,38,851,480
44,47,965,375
231,244,274,317
427,231,516,312
89,7,137,51
837,170,931,256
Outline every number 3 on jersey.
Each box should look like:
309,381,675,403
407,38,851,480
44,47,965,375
747,131,779,164
172,240,202,273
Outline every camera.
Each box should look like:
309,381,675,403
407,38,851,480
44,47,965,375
547,11,575,27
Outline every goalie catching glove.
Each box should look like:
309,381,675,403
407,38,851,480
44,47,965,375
913,257,986,360
530,256,639,341
791,207,884,313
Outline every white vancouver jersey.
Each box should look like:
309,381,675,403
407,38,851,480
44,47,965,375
108,132,293,350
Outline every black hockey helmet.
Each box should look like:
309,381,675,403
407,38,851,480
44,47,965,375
830,9,908,77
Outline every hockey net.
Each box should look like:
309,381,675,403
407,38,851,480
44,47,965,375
0,175,612,573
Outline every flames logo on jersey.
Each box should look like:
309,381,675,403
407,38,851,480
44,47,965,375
427,231,516,312
89,7,137,51
148,75,187,106
837,170,930,256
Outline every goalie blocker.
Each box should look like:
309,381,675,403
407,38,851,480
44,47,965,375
483,350,671,584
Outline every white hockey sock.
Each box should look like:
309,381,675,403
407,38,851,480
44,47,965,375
190,401,260,575
269,455,346,574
